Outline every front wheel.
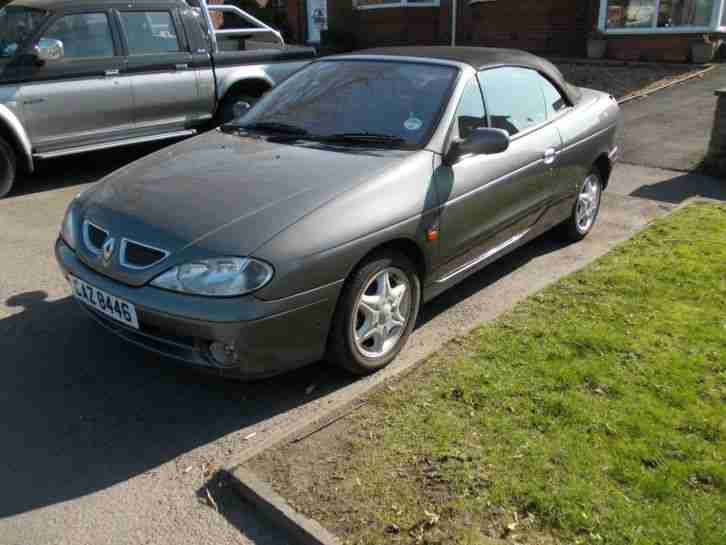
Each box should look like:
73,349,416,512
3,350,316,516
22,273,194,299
559,170,603,241
327,251,421,376
0,136,17,199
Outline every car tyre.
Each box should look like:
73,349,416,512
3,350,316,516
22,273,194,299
0,136,17,199
559,169,603,242
327,251,421,376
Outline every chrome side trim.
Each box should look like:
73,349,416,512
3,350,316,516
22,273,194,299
609,145,619,161
444,159,544,209
82,220,108,256
436,229,531,284
34,130,197,159
119,239,171,271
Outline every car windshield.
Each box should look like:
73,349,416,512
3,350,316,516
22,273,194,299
0,5,50,58
234,60,458,149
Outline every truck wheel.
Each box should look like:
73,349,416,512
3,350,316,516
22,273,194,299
217,93,258,125
0,136,17,199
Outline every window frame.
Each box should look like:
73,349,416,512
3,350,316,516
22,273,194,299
354,0,441,11
598,0,726,34
476,66,572,142
36,9,121,60
116,9,185,56
448,74,489,142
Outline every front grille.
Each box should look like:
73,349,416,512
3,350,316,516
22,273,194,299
83,221,108,254
121,240,168,269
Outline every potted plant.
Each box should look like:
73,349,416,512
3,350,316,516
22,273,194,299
587,26,607,59
691,34,720,63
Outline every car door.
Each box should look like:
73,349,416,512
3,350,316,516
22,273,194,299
117,8,204,134
435,68,563,282
537,72,581,206
19,10,134,154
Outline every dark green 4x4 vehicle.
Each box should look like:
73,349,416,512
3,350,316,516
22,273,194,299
0,0,314,197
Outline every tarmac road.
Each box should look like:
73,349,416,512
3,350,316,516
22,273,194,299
0,145,681,545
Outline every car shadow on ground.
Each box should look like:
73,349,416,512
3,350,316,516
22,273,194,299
629,171,726,204
0,230,570,520
0,290,355,519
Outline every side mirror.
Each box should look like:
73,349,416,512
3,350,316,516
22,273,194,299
445,127,510,165
33,38,64,64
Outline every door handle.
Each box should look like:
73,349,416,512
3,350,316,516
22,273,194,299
543,148,558,166
104,69,120,77
175,63,189,70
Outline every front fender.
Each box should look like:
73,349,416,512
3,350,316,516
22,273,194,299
0,103,33,172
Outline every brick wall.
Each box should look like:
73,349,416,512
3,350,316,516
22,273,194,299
354,7,447,48
458,0,591,55
319,0,593,54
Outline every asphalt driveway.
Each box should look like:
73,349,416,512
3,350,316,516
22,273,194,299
617,65,726,172
0,148,673,545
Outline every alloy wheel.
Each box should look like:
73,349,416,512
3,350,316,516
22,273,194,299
575,174,601,233
352,267,412,359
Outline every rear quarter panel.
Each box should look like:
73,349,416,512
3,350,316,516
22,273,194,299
214,56,313,100
556,88,621,193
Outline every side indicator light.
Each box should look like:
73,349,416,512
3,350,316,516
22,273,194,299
427,229,439,242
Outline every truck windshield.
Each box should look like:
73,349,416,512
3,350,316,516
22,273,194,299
236,60,458,149
0,6,50,58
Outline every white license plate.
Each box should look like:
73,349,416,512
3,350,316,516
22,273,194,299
70,275,139,330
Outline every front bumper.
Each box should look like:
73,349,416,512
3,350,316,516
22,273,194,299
55,238,343,379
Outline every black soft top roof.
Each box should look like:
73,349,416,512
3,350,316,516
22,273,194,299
351,46,582,105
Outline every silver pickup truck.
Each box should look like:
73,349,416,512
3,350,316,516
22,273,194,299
0,0,315,197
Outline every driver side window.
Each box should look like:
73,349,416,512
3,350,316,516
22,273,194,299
41,13,115,59
478,67,547,136
453,78,487,140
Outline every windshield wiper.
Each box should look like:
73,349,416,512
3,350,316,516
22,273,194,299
322,132,406,145
239,121,311,136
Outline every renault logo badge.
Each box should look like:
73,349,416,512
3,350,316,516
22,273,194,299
101,237,115,266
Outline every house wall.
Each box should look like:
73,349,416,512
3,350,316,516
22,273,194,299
458,0,592,56
318,0,594,54
283,0,697,62
353,6,449,48
605,34,694,62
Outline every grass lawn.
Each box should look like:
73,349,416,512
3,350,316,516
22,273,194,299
250,202,726,545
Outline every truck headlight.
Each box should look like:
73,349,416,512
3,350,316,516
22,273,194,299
150,257,273,297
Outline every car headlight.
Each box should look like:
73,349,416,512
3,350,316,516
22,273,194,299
60,202,78,250
150,257,274,297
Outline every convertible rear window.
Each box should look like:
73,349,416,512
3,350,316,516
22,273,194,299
237,60,458,149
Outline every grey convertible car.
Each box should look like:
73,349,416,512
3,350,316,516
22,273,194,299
56,47,621,378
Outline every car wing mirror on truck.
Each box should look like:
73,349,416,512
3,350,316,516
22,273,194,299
34,38,64,64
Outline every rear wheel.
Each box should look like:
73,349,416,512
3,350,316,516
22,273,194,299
559,170,602,241
327,251,421,375
0,136,17,199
